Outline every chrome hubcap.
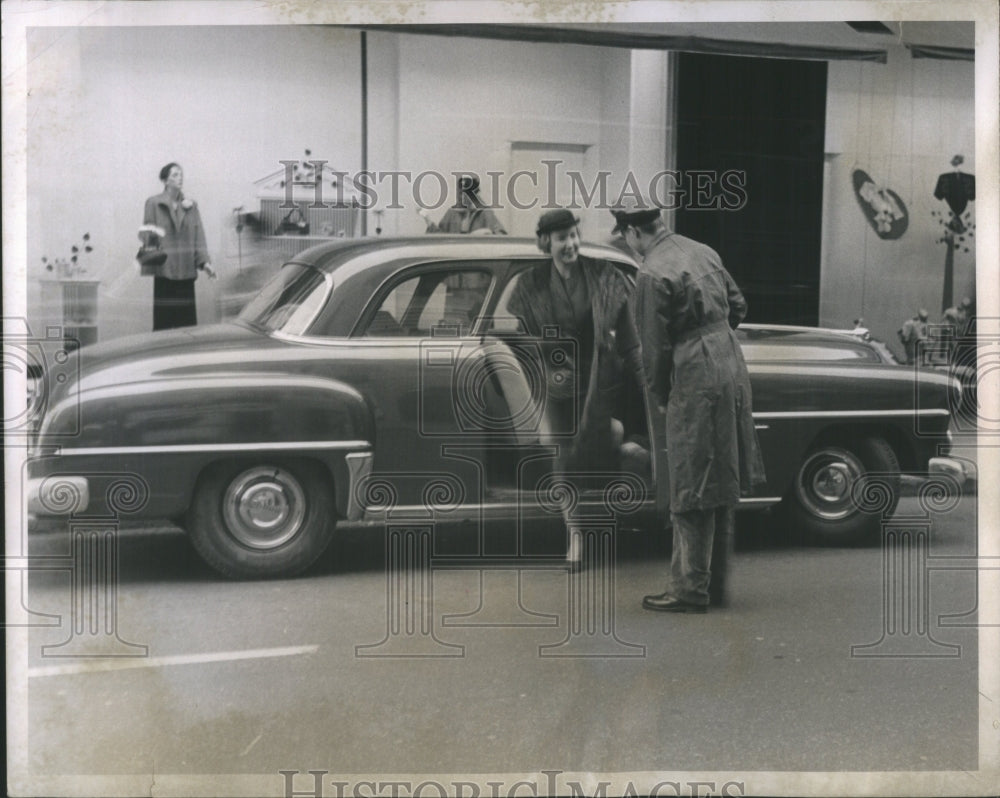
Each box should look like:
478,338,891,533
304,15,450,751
813,463,851,502
795,448,864,520
223,467,306,549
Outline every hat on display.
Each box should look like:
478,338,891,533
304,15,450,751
458,175,481,194
536,208,580,236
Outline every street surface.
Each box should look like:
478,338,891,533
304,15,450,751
19,491,981,785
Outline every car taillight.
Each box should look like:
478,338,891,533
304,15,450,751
949,376,963,414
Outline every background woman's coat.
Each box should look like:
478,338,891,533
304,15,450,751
142,191,209,280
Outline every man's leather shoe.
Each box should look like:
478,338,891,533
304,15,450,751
642,592,707,613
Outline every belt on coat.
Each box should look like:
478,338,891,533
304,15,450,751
674,319,730,344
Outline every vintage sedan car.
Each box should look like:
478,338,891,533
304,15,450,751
27,237,965,578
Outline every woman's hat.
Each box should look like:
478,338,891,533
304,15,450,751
536,208,580,235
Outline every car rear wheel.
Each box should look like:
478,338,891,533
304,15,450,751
187,459,335,579
784,435,900,546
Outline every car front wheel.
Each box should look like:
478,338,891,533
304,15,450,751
784,435,900,546
188,459,336,578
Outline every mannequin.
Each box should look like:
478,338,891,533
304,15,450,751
934,155,975,311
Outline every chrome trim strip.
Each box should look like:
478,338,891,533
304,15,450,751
54,441,372,457
360,496,783,519
753,409,949,419
344,451,374,522
364,502,546,517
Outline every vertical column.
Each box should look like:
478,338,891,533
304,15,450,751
440,445,559,629
538,474,646,658
850,476,960,658
41,475,149,658
9,470,84,628
355,477,463,658
39,471,153,658
42,522,146,657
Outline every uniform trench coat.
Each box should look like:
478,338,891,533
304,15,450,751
634,231,766,511
142,191,210,280
509,255,643,471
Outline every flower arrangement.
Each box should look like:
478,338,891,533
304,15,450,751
279,149,340,190
42,233,93,278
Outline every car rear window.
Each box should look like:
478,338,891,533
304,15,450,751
238,263,330,335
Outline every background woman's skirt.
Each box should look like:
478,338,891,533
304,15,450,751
153,276,197,331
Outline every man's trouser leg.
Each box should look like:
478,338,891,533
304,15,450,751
708,505,735,606
668,507,716,606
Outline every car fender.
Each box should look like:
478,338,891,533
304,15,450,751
34,372,375,519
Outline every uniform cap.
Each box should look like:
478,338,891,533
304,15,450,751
610,196,662,234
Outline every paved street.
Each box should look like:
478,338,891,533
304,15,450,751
19,491,981,787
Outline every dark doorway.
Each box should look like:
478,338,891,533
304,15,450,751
675,53,827,325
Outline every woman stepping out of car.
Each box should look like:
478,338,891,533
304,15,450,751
508,209,648,569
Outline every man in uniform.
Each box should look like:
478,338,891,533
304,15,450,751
612,199,765,612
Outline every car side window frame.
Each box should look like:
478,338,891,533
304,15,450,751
351,261,502,339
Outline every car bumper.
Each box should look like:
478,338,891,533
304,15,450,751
27,476,90,516
928,456,968,487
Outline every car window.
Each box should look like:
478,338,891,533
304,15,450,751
741,343,879,362
362,268,494,338
238,263,330,335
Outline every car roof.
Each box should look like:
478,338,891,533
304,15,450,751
287,235,635,273
283,237,882,355
740,323,869,345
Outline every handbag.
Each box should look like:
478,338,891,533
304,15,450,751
278,206,310,235
136,224,168,276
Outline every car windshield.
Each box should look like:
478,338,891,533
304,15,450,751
238,263,330,335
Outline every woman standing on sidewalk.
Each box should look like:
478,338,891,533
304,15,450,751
142,162,215,330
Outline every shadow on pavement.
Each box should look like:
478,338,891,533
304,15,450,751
27,506,816,585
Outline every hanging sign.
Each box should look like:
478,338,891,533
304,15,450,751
852,169,908,240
